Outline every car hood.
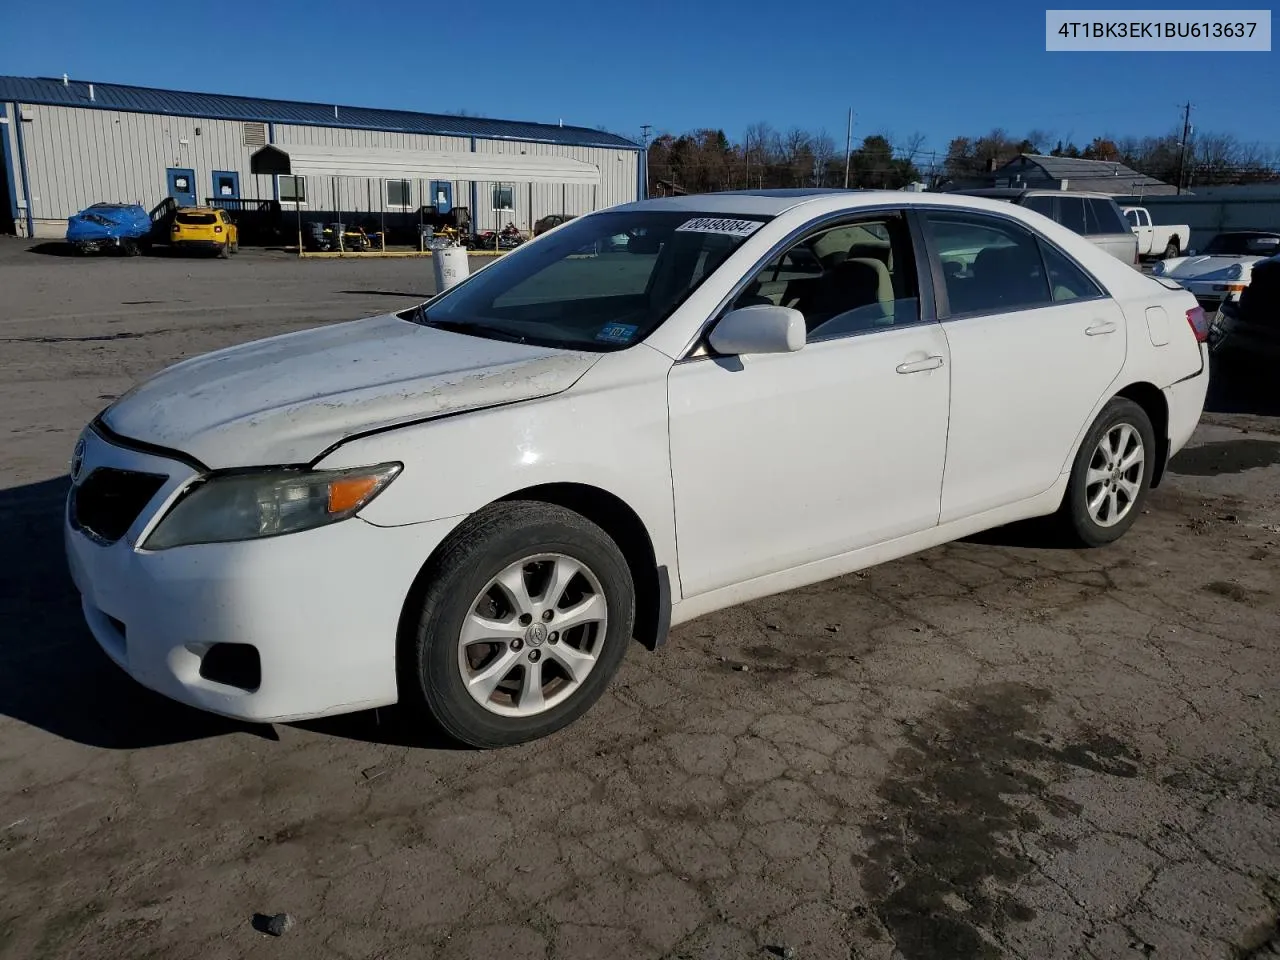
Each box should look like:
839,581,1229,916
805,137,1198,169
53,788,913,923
101,313,600,468
1163,255,1260,279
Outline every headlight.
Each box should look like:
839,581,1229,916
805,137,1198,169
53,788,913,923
1226,263,1243,280
144,463,401,550
1151,261,1166,276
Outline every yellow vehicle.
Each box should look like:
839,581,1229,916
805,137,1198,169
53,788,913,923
170,207,238,257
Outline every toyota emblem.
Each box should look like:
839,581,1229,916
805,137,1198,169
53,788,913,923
70,437,86,484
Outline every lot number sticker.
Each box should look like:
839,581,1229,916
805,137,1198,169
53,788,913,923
674,217,764,238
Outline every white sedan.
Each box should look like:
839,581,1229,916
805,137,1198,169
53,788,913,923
65,190,1210,748
1152,230,1280,311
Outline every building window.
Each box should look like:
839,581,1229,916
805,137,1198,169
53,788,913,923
386,179,411,208
278,175,306,204
492,183,514,211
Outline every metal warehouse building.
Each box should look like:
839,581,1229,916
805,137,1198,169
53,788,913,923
0,76,645,239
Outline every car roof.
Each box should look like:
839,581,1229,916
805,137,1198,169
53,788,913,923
950,187,1120,200
615,189,1024,218
176,206,221,213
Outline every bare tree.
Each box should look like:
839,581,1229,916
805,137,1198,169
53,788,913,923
810,130,837,186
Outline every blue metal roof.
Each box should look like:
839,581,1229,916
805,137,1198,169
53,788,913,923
0,76,641,150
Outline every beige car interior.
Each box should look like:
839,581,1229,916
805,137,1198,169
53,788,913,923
733,219,917,338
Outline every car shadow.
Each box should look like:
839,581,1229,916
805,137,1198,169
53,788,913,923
0,475,266,748
26,242,80,257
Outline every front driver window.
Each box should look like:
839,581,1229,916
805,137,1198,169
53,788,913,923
732,214,921,342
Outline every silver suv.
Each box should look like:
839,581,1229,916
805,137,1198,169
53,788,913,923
950,188,1140,266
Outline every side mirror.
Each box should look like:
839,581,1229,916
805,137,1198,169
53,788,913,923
709,304,805,356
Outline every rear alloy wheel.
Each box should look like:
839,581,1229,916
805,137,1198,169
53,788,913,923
406,501,634,748
1059,398,1155,546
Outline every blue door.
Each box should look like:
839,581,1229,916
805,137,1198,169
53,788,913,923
212,170,240,200
430,181,453,214
167,168,197,206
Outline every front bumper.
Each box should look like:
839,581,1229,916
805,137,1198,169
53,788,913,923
64,427,460,722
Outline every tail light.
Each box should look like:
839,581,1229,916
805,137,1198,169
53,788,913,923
171,224,181,233
1186,305,1209,342
214,225,223,233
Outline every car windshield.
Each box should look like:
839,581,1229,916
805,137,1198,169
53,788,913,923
1203,233,1280,257
405,210,771,351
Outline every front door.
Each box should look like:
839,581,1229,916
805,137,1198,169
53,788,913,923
430,181,453,214
922,210,1127,523
212,170,240,200
167,168,197,206
667,211,951,598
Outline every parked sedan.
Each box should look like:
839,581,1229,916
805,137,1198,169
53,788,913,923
65,190,1209,747
1153,230,1280,311
1210,252,1280,361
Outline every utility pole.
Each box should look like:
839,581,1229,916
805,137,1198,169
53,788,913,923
843,108,853,189
1175,102,1193,195
640,124,652,149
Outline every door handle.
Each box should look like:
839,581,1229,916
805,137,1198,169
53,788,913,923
896,355,944,374
1085,321,1118,336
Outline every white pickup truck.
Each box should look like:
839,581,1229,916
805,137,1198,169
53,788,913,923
1122,206,1190,260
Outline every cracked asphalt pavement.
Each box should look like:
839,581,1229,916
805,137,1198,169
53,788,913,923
1,239,1277,959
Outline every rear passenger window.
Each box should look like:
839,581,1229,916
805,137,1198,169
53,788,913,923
1039,241,1104,302
1058,196,1087,234
1086,198,1128,235
926,213,1052,315
1023,195,1055,219
733,214,920,341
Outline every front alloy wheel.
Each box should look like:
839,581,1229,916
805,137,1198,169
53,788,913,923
458,553,608,717
406,501,634,748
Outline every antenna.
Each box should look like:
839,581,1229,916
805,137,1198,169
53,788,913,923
641,124,652,149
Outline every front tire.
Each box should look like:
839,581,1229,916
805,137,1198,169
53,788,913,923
1058,398,1155,547
405,501,635,748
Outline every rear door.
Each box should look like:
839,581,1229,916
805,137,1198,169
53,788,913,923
923,210,1127,523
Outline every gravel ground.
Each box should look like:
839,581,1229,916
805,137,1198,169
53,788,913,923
1,238,1277,960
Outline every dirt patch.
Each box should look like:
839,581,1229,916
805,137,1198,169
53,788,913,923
861,682,1141,960
1204,580,1269,604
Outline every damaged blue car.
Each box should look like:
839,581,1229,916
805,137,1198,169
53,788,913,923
66,203,153,255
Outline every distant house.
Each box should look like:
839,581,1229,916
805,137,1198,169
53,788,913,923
938,154,1177,198
985,154,1178,198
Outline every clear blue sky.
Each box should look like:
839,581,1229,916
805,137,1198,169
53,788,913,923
3,0,1277,157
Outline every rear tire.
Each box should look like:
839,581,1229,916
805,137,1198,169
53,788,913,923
1163,239,1180,259
217,239,231,259
404,501,635,749
1057,398,1156,547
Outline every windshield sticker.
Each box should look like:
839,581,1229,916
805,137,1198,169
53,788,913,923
596,323,639,345
674,217,763,238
